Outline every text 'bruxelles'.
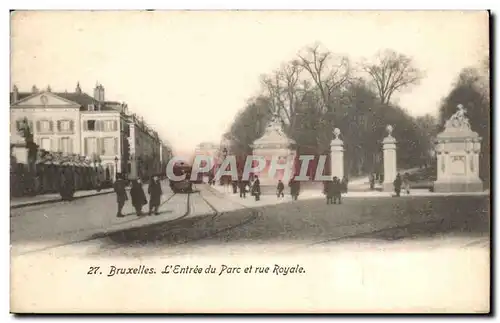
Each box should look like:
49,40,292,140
100,264,306,277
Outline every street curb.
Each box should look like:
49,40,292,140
10,190,114,210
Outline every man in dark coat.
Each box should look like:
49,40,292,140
369,173,375,190
113,173,128,217
130,178,147,216
393,173,402,197
276,180,285,198
341,176,348,194
232,179,238,194
238,177,247,198
60,166,75,201
148,175,162,215
289,177,300,201
325,178,335,205
333,177,342,204
252,176,261,201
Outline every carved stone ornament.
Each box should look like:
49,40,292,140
266,114,284,134
386,124,394,137
333,128,341,140
445,104,472,131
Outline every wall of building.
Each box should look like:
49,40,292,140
80,111,122,178
10,107,82,154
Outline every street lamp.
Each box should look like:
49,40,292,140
114,156,118,180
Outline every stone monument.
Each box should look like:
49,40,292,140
251,114,296,186
433,104,483,192
382,124,397,192
330,128,344,179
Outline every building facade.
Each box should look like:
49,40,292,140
126,114,168,180
10,82,171,182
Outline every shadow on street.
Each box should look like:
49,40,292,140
92,195,490,252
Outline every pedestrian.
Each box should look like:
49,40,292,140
403,172,411,195
113,173,128,217
325,178,335,205
130,178,147,216
276,180,285,198
341,175,348,194
59,166,75,201
333,177,342,205
238,177,247,198
251,175,261,201
289,176,300,201
393,173,402,197
369,173,375,190
148,174,162,215
232,179,238,194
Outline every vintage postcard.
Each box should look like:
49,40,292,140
9,10,490,313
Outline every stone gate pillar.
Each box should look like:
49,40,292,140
330,128,344,179
382,125,397,192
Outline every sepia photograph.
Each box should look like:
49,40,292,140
9,10,490,313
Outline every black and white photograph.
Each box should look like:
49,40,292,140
9,10,490,313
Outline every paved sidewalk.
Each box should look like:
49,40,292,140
10,180,173,209
10,188,115,209
209,183,490,209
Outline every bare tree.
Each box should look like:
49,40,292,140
297,44,351,154
260,60,305,131
298,44,351,115
362,49,424,105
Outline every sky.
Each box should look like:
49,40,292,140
10,11,489,158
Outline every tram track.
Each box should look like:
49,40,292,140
87,185,261,255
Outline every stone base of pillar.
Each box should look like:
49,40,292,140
383,182,394,192
433,179,483,192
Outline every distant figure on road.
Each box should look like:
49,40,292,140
232,179,238,194
238,177,247,198
393,173,402,197
324,178,335,205
369,173,375,190
289,176,300,201
333,177,342,204
59,166,75,201
252,176,261,201
276,180,285,198
113,173,128,217
148,175,162,216
341,176,348,193
403,172,411,195
130,178,147,216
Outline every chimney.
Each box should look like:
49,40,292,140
99,84,105,102
93,82,104,102
31,85,38,93
46,85,52,92
12,84,19,102
75,82,82,94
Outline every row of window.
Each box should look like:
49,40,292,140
84,137,119,156
38,137,74,154
15,119,119,134
16,119,74,134
36,137,119,156
83,120,118,132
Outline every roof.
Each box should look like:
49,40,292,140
10,92,32,104
10,91,121,112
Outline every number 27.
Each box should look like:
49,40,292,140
87,266,100,275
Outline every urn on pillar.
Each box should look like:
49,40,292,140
433,104,483,192
330,128,344,179
382,124,397,192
